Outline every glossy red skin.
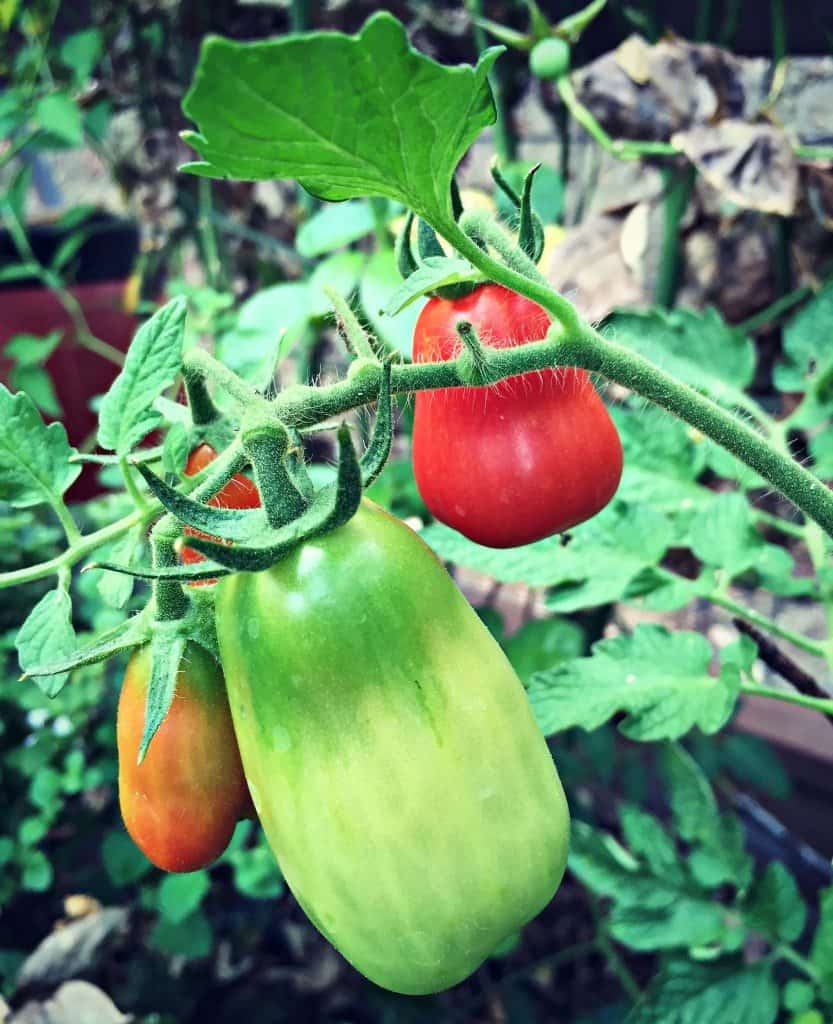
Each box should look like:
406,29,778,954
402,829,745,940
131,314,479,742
180,444,261,584
117,644,251,872
412,284,623,548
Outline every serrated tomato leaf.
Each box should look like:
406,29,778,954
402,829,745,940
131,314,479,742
529,625,741,741
98,298,186,455
16,589,77,697
0,385,80,506
181,13,501,226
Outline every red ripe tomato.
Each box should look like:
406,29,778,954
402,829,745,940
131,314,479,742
117,644,251,872
412,284,622,548
180,443,260,584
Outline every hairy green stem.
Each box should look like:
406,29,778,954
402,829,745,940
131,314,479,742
441,215,581,331
183,369,220,426
325,285,377,360
0,442,246,591
710,590,826,658
555,68,833,167
53,498,81,546
655,163,695,308
0,509,148,590
197,177,223,290
467,0,516,163
738,283,812,334
120,457,149,511
184,347,268,409
555,76,677,161
562,326,833,539
775,943,820,983
459,210,549,288
741,680,833,718
264,305,833,546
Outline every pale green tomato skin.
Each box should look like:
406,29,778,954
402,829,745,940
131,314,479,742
215,501,570,995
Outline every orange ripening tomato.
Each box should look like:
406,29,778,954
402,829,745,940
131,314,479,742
117,644,251,872
412,284,623,548
180,444,260,585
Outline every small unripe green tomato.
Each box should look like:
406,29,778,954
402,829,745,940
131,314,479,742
529,37,571,80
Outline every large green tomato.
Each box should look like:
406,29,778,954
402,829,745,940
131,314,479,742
215,500,570,995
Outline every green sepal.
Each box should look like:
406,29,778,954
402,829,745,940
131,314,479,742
472,15,535,51
492,162,544,262
183,368,220,427
518,164,545,262
555,0,607,42
188,425,362,572
135,460,262,541
360,362,393,487
417,219,445,260
90,558,233,583
523,0,553,40
20,611,151,679
395,212,418,280
243,421,308,530
491,161,522,208
138,622,186,762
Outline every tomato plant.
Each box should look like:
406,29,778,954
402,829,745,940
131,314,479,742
117,643,251,873
214,500,570,994
7,10,833,1021
412,284,623,548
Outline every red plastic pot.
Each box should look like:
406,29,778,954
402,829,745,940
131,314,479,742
0,214,142,500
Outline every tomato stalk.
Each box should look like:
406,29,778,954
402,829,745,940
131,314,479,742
183,362,222,426
241,420,307,529
150,523,189,623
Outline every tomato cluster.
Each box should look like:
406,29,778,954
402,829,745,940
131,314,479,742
117,282,620,993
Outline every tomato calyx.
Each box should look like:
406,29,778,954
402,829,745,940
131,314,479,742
99,363,394,580
394,165,545,304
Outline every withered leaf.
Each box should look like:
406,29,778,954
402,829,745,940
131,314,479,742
672,120,798,216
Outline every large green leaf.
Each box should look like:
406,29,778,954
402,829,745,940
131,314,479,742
0,385,80,506
604,307,755,401
569,820,736,953
98,299,186,455
661,745,753,890
360,248,425,356
421,501,673,608
15,588,77,697
529,625,741,741
181,13,500,226
744,861,806,943
811,886,833,1002
775,283,833,392
628,958,778,1024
